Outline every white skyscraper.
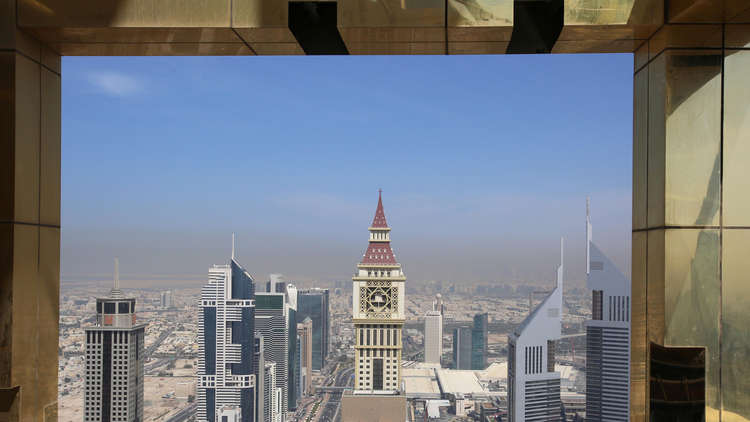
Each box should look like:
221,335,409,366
84,259,146,422
424,294,443,365
197,239,257,422
352,191,406,392
507,240,564,422
255,292,289,420
585,199,631,421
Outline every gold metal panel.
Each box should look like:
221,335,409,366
668,0,750,23
631,231,647,422
41,44,60,74
648,50,722,227
448,41,508,54
448,26,511,42
721,229,750,422
0,223,11,387
664,228,720,419
551,38,638,53
233,28,298,44
633,67,647,230
725,24,750,48
18,0,232,28
447,0,513,28
723,50,750,226
646,229,664,345
28,27,242,44
340,27,444,42
647,53,666,228
232,0,288,29
340,0,444,28
648,24,722,57
40,68,60,226
9,224,40,422
37,227,59,416
248,42,304,55
0,53,13,222
346,41,445,54
49,42,253,56
634,40,648,72
14,53,40,225
564,0,635,25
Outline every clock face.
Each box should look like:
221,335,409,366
360,281,398,317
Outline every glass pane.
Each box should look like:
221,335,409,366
721,229,750,422
723,50,750,226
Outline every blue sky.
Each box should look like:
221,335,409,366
61,54,633,287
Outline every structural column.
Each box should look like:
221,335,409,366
1,0,61,420
632,23,750,422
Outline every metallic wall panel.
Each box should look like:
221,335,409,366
664,228,720,420
14,53,40,225
0,223,11,388
48,42,253,56
564,0,636,25
448,0,512,27
40,68,60,227
725,24,750,48
0,53,13,222
633,66,647,230
634,40,648,72
631,231,647,422
646,229,664,346
721,229,750,422
9,224,40,422
723,49,750,227
668,0,750,23
648,24,722,57
646,54,666,229
38,226,60,420
18,0,232,28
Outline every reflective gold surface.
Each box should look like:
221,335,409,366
0,53,13,222
14,53,41,225
633,67,647,230
630,231,647,422
646,229,665,345
722,230,750,422
47,42,253,56
565,0,636,25
647,53,666,229
648,24,722,57
634,40,647,72
664,229,720,420
668,0,750,23
448,0,512,27
725,24,750,48
40,68,60,226
38,226,60,418
723,50,750,227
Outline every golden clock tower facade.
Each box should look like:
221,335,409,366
352,191,406,392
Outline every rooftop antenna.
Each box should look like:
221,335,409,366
114,257,119,291
232,232,236,260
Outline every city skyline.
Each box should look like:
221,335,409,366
60,54,633,287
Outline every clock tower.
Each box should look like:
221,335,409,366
352,191,406,392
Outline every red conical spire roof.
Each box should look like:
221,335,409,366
371,189,388,228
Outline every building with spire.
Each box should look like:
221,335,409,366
507,240,564,422
197,236,257,422
351,191,406,392
84,258,146,422
585,199,631,421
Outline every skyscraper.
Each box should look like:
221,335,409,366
507,240,564,422
255,292,289,420
352,191,405,392
254,335,265,422
285,284,298,411
471,313,489,370
296,288,330,371
452,327,472,370
263,361,281,422
297,317,313,396
424,295,443,365
584,200,630,421
197,239,256,422
160,290,174,309
84,259,146,422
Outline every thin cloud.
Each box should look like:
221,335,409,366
88,71,142,97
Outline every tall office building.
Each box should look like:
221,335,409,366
472,313,489,370
255,292,289,420
160,290,174,309
584,200,630,421
297,318,313,396
507,240,564,422
254,335,265,422
424,294,443,365
285,284,298,411
352,191,406,392
197,240,257,422
452,327,472,370
267,273,286,294
84,259,146,422
296,288,330,371
263,361,281,422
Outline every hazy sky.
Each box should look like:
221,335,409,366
61,54,633,288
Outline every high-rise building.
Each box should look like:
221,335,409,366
424,294,443,365
263,361,281,422
197,239,256,422
352,191,405,392
452,327,472,370
507,240,564,422
255,292,289,420
584,200,630,421
285,284,298,411
160,290,174,309
84,259,146,422
297,317,313,396
296,288,330,371
471,313,488,370
254,335,266,422
267,273,286,294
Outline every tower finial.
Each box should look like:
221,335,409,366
232,232,236,260
586,196,590,218
114,257,120,291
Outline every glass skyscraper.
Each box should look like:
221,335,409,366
453,327,472,370
472,313,489,370
296,288,330,371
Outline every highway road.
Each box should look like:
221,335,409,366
164,403,197,422
318,366,353,422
